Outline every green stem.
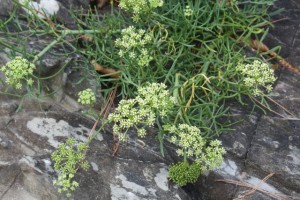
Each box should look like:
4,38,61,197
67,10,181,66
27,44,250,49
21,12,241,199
0,91,22,98
163,46,184,84
36,59,71,80
61,30,102,35
183,151,187,163
33,36,63,63
60,29,120,35
173,73,181,125
156,118,165,157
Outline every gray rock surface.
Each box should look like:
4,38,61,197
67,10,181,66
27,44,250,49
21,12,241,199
0,0,14,17
0,105,190,199
247,116,300,193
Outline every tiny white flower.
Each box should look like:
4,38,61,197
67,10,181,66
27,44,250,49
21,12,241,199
236,60,276,96
78,89,96,105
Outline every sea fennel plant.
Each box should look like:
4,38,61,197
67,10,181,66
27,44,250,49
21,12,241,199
108,83,226,186
0,0,281,196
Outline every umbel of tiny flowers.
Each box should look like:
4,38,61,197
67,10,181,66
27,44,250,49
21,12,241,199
236,60,276,96
78,89,96,105
136,83,176,117
115,26,153,68
0,56,35,90
163,124,226,171
51,138,90,197
108,83,175,142
164,123,225,186
119,0,164,21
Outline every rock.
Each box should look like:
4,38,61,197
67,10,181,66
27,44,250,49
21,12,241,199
246,116,300,194
265,0,300,59
56,0,90,9
19,0,60,18
0,0,14,17
0,107,192,199
0,0,89,28
271,70,300,118
0,162,58,200
219,113,259,158
62,62,104,111
198,158,297,200
71,143,190,200
0,136,10,149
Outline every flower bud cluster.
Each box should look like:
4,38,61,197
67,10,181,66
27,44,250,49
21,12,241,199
108,83,175,142
0,56,35,90
184,5,193,17
78,89,96,105
236,60,276,96
168,161,202,186
119,0,164,21
115,26,153,68
164,124,226,171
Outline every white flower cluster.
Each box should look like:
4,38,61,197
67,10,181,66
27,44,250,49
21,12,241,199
184,5,193,17
203,140,226,170
119,0,164,21
78,89,96,105
108,83,175,142
0,56,35,90
115,26,153,68
136,83,176,117
164,124,226,171
236,60,276,96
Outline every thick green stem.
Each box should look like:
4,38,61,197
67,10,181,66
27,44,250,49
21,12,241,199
183,151,187,163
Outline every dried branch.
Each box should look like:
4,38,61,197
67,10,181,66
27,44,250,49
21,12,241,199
91,60,121,78
216,173,298,200
250,39,300,76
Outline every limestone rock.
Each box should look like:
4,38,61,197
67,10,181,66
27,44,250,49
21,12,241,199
246,116,300,194
0,107,191,199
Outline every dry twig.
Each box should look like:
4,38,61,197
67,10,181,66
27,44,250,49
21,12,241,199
249,95,286,118
265,96,295,117
216,173,298,200
91,60,121,78
250,39,300,76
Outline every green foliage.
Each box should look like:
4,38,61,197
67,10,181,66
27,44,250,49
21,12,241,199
77,0,278,138
51,138,90,197
168,161,202,187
